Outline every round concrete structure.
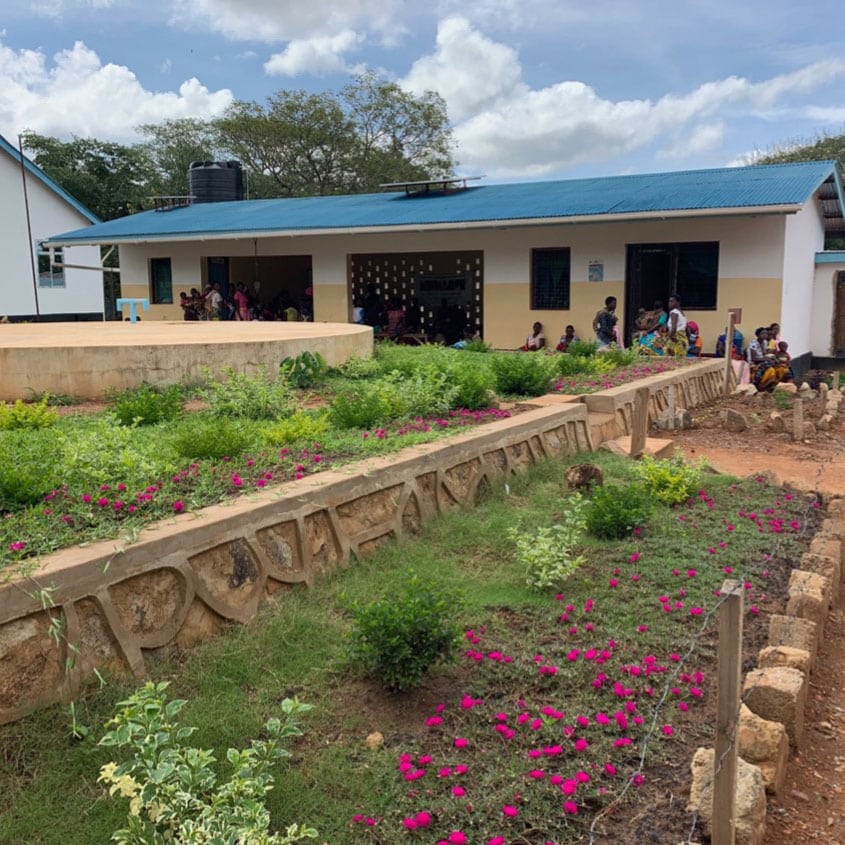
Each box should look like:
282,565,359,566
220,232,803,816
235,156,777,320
0,321,373,400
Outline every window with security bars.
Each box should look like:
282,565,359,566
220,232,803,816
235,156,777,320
531,248,570,309
349,251,483,337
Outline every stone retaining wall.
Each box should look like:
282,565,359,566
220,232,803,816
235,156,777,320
581,358,727,433
0,358,731,724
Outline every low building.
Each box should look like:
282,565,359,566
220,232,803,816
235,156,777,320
1,134,104,321
46,162,845,367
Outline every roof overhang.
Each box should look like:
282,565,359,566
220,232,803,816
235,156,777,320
817,168,845,235
44,203,805,248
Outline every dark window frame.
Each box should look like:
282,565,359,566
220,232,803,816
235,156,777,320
150,257,173,304
531,247,571,310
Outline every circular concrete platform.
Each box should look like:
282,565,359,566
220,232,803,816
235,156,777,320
0,321,373,400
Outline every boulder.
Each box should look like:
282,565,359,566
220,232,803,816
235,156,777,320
724,408,748,433
773,382,797,395
655,408,693,430
767,411,786,433
817,414,833,431
801,421,816,439
365,731,384,750
687,748,767,845
734,383,758,397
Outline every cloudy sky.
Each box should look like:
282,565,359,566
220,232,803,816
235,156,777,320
2,0,844,181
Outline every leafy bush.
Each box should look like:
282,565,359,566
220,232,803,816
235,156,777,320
329,369,457,429
330,356,381,380
347,572,463,691
279,351,328,389
633,454,705,506
264,410,329,446
108,384,183,427
585,483,652,539
508,494,588,589
169,415,254,460
201,367,294,420
490,352,557,396
565,340,598,357
98,681,317,845
462,338,491,353
554,354,607,378
0,464,46,509
0,397,58,430
600,346,638,367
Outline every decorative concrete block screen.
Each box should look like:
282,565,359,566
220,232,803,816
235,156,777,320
0,403,591,724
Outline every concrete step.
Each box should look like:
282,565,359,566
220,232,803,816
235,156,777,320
603,435,676,459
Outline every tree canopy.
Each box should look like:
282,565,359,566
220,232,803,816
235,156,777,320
22,74,455,218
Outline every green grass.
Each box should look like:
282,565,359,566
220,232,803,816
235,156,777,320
0,452,816,844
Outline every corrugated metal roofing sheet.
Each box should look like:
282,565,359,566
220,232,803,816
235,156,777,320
50,160,840,244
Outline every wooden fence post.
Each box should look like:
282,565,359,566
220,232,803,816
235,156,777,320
723,312,737,396
713,579,744,845
793,397,804,442
629,386,649,457
833,370,840,392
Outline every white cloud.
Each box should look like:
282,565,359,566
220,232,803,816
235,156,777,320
401,17,523,122
264,30,364,77
171,0,403,44
401,19,845,177
0,39,233,142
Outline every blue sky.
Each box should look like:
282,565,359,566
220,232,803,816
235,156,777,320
2,0,844,182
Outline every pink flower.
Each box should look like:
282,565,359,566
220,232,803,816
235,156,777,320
502,805,518,817
563,801,578,815
414,812,432,827
454,737,468,748
488,838,506,845
451,786,466,797
426,716,442,727
402,817,418,830
231,474,243,487
448,832,468,845
172,500,184,513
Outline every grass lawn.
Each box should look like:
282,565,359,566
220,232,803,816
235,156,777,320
0,450,817,844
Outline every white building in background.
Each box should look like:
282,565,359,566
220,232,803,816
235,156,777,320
0,133,103,321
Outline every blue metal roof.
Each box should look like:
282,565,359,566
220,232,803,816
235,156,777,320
49,160,841,244
0,133,100,224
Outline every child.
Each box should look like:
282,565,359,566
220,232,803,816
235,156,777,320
351,298,365,324
686,321,702,357
556,324,579,352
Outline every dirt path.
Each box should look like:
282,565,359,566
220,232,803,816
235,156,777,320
669,388,845,842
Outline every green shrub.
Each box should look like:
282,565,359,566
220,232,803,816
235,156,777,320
490,352,556,396
169,415,254,460
0,397,58,430
201,368,294,420
264,410,329,446
554,354,605,378
0,464,46,509
329,389,391,430
600,346,638,367
585,483,652,539
508,494,588,589
279,351,328,389
330,356,381,380
462,338,491,353
565,340,598,357
633,454,705,506
108,384,183,427
98,681,317,845
347,572,463,691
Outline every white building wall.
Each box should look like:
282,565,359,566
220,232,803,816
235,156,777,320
0,149,103,317
783,198,827,357
116,211,791,351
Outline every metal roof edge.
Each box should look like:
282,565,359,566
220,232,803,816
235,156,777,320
45,203,803,247
815,250,845,264
0,132,101,225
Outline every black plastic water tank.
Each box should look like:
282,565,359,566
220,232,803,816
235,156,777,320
188,160,244,203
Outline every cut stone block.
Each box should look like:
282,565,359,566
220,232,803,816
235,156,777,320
743,666,807,746
809,536,843,571
687,747,767,845
799,552,840,603
757,645,811,676
819,517,845,545
768,614,817,669
785,570,832,645
607,435,675,458
738,703,790,795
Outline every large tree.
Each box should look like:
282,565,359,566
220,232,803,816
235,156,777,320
136,118,222,198
216,73,454,197
20,132,155,220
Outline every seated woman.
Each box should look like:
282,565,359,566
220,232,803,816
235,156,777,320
385,301,407,338
637,324,669,355
747,326,786,391
521,321,546,351
556,324,579,352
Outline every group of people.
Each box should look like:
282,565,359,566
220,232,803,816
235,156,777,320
179,283,312,322
744,323,793,391
632,297,700,357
